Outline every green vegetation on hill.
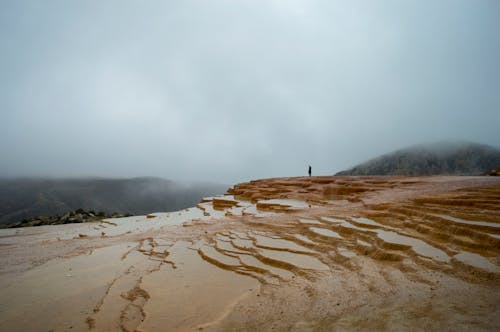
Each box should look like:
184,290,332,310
336,142,500,176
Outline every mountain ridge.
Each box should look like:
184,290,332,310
336,141,500,176
0,177,227,225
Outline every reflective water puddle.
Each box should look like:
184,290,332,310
86,207,208,237
199,244,241,267
252,235,316,253
351,217,385,228
338,247,357,258
309,227,343,239
320,216,450,263
321,217,345,224
257,199,310,210
216,240,248,254
432,214,500,229
256,248,329,271
375,230,449,262
229,231,251,240
357,239,373,247
321,217,366,232
238,254,295,280
231,238,255,250
453,252,500,273
240,205,277,218
322,217,382,232
293,234,317,245
298,218,322,225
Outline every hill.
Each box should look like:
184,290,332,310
0,177,226,226
336,141,500,176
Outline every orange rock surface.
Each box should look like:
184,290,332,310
0,176,499,331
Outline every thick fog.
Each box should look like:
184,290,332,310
1,0,499,183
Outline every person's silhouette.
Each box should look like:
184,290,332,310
308,165,312,177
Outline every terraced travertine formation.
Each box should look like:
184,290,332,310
0,176,499,331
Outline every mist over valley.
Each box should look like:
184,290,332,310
0,177,226,226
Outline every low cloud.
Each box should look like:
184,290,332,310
1,0,499,183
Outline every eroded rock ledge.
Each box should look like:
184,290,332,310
0,175,499,331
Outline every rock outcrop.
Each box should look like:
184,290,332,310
486,167,500,176
6,209,131,228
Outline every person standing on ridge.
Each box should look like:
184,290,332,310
308,165,312,177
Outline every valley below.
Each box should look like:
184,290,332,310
0,175,499,331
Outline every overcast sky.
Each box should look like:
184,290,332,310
0,0,499,184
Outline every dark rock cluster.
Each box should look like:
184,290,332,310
7,209,132,228
486,167,500,176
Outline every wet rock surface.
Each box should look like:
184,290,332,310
0,175,499,331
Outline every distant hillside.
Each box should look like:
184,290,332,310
336,142,500,176
0,177,227,225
